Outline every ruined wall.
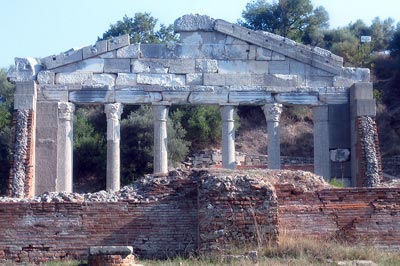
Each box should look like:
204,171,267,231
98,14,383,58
0,175,198,263
189,150,313,170
197,171,278,252
1,170,399,264
0,170,278,263
277,184,400,248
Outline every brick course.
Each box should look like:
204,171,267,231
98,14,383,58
0,170,399,264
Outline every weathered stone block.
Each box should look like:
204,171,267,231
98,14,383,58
225,36,249,45
289,61,306,75
168,59,195,74
174,14,215,32
225,73,252,86
116,73,137,86
195,59,218,73
269,61,290,74
107,34,130,51
37,71,55,84
319,88,349,104
264,74,302,87
82,39,108,59
352,99,376,117
83,74,116,87
99,51,117,59
271,52,286,61
306,76,333,88
69,89,115,103
256,47,272,61
229,91,273,105
14,95,35,110
275,92,319,105
115,89,162,103
219,60,268,74
7,57,42,82
350,82,373,101
179,32,227,45
333,76,356,88
203,73,225,86
342,67,370,82
42,49,83,69
52,58,105,73
201,44,225,59
104,59,131,73
37,89,69,102
137,73,186,86
89,246,133,256
55,72,93,85
140,44,167,58
224,45,251,60
188,91,228,104
173,44,203,59
117,44,140,58
186,73,203,85
131,59,168,73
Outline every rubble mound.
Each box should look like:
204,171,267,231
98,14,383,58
0,169,330,203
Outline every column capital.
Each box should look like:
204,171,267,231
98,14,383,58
58,102,75,121
105,103,123,121
263,103,283,122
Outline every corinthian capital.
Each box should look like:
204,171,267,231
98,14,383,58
105,103,123,121
58,102,75,120
263,103,283,122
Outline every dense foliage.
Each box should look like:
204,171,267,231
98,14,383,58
0,69,15,195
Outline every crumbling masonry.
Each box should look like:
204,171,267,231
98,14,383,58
7,14,381,197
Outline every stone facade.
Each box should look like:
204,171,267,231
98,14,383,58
7,14,381,194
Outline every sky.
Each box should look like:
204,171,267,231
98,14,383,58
1,0,400,68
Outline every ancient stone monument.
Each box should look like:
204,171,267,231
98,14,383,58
7,14,381,197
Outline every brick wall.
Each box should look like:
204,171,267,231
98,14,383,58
0,177,198,263
1,170,399,263
197,171,278,252
277,184,400,248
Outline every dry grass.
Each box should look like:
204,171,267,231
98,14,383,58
140,235,400,266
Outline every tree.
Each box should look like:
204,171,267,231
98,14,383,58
120,106,190,183
240,0,329,43
0,68,15,195
100,12,177,43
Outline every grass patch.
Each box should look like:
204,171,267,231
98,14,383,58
38,238,400,266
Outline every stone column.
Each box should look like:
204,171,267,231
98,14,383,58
153,102,170,175
263,103,283,169
220,105,236,169
105,103,123,191
313,105,330,180
57,102,75,192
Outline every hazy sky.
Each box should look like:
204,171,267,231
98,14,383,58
1,0,399,68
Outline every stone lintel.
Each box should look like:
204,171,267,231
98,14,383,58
275,92,319,105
